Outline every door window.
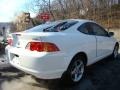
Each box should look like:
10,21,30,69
91,23,108,37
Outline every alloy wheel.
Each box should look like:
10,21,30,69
70,60,84,82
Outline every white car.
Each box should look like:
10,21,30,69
6,19,119,84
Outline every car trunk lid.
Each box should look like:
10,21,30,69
11,32,41,48
11,32,56,49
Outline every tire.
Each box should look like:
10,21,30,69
62,57,85,85
112,44,119,59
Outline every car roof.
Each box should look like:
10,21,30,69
57,19,93,23
46,19,94,23
24,19,94,33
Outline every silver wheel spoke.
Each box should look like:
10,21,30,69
77,63,82,69
75,61,78,67
75,73,78,81
71,69,76,75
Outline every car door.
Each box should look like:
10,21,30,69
91,23,114,58
77,23,97,64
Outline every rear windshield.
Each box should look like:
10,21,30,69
43,21,78,32
24,20,78,32
24,21,62,32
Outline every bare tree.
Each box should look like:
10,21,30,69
28,0,120,28
13,12,33,32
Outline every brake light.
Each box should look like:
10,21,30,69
26,42,60,52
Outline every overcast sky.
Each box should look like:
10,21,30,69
0,0,36,22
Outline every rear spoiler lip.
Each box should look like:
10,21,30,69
12,32,64,37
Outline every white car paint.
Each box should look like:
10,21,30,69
5,19,117,79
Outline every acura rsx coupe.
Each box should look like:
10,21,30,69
6,19,119,84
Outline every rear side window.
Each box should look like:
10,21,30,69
44,21,78,32
77,23,93,35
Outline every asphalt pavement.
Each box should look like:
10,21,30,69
0,53,120,90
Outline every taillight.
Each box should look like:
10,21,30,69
26,42,60,52
7,38,13,46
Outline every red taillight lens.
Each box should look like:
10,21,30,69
7,39,13,46
26,42,60,52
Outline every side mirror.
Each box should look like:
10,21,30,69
108,32,114,37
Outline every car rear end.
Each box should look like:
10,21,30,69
6,32,67,79
6,19,80,79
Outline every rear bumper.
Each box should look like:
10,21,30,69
6,46,68,79
10,60,64,79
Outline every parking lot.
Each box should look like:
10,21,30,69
0,50,120,90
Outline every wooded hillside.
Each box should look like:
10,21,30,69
33,0,120,28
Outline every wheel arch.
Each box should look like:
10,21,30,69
68,52,88,69
61,52,88,83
